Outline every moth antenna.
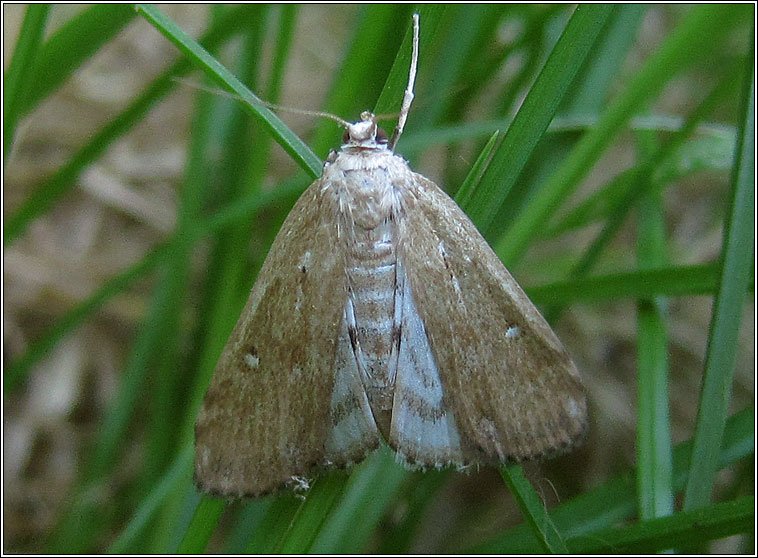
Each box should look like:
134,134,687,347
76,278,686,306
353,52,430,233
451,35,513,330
388,13,420,151
171,77,351,128
373,111,401,122
261,105,352,128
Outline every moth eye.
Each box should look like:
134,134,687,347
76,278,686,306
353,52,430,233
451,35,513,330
375,127,388,144
342,129,351,144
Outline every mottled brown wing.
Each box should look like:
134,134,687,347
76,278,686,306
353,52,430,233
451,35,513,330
195,177,347,498
395,174,587,466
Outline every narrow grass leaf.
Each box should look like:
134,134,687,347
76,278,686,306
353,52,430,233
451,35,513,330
567,496,754,554
525,263,735,306
501,465,569,554
683,48,755,512
174,497,226,554
469,4,614,232
108,443,194,554
495,4,750,266
275,472,349,554
454,131,500,210
635,132,674,521
468,406,753,553
142,47,229,553
4,4,258,245
135,3,321,177
310,447,410,554
376,470,451,554
3,4,50,160
561,4,646,114
17,4,136,117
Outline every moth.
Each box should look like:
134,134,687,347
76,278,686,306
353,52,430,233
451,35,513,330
195,14,587,498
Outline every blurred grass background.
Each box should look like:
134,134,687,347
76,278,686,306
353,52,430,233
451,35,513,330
3,4,754,554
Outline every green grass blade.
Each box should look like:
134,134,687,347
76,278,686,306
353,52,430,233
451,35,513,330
565,63,741,283
4,4,258,245
267,4,298,105
3,4,50,160
683,47,755,512
454,131,500,209
415,5,506,129
142,57,221,528
135,3,321,177
525,263,736,306
108,443,194,554
17,5,137,117
567,496,754,554
491,6,567,121
635,132,674,521
175,497,226,554
468,4,614,231
501,465,569,554
310,447,411,553
244,495,302,553
375,469,451,554
561,4,646,114
3,243,167,393
467,406,753,553
220,500,272,554
275,472,349,554
495,4,750,266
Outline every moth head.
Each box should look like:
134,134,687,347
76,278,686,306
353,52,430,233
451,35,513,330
342,111,389,150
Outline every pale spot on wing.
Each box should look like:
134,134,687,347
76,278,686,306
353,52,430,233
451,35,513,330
437,241,463,304
244,354,260,368
298,250,312,270
505,326,521,339
565,397,583,419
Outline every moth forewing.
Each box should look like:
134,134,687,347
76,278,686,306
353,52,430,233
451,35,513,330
194,179,354,498
395,174,587,463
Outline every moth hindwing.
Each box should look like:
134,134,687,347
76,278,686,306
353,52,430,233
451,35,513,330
194,14,586,498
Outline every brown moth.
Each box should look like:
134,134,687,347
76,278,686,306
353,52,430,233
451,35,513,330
195,14,587,498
